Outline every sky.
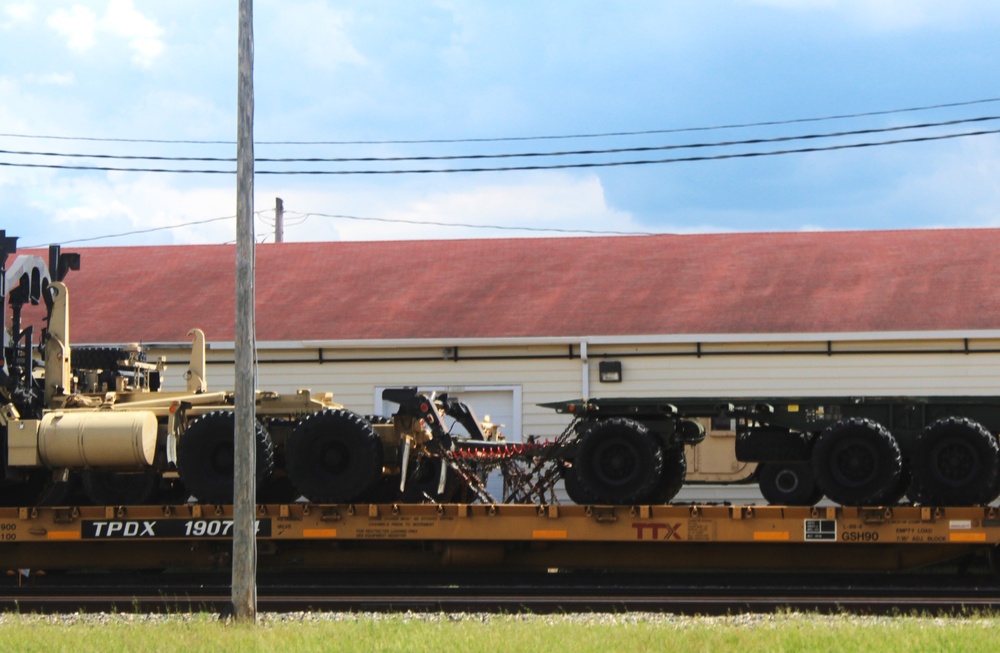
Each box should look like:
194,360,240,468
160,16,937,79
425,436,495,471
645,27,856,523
2,0,1000,248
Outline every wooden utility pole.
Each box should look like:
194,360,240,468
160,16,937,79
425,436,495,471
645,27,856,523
233,0,257,621
275,197,284,243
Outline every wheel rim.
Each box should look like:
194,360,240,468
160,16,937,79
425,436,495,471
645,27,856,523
285,409,383,503
830,438,878,488
773,468,801,494
210,443,234,474
929,438,980,487
319,441,351,474
591,439,640,487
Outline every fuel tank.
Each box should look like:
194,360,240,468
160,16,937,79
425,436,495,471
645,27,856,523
38,411,158,469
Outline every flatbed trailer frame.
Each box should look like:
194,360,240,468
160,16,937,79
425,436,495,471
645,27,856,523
2,502,998,573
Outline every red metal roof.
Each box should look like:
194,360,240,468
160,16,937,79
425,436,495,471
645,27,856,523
19,229,1000,344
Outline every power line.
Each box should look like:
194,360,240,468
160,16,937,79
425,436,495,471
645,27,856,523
22,209,657,248
257,97,1000,145
284,211,656,236
3,115,997,164
1,97,998,146
21,211,272,248
2,127,998,176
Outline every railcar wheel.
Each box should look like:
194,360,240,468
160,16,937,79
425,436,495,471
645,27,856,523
176,411,275,504
574,418,663,505
910,417,999,506
82,470,160,505
810,418,901,506
285,409,383,503
640,446,687,504
758,462,823,506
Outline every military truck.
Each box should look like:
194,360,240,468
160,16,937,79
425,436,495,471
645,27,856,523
0,233,508,507
542,394,1000,507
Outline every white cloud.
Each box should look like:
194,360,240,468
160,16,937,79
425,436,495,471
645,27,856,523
265,0,366,70
19,170,647,246
46,0,164,68
47,5,98,51
272,174,642,242
103,0,163,67
3,3,35,27
35,173,233,244
24,72,75,86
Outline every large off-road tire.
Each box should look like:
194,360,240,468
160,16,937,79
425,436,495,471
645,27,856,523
82,470,160,505
909,417,999,506
574,418,663,505
176,411,275,504
640,446,687,505
285,409,384,503
872,465,910,506
562,462,600,505
810,418,901,506
758,462,823,506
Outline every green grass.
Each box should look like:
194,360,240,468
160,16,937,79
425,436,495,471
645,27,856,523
1,612,997,653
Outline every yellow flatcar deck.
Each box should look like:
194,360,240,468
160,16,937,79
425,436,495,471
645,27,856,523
3,503,999,573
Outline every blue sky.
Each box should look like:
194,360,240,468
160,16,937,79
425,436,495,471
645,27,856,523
2,0,1000,247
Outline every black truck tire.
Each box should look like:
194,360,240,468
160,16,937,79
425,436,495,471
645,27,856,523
639,446,687,505
285,409,384,503
176,411,275,504
562,462,600,505
758,462,823,506
910,417,999,506
810,418,901,506
575,418,663,505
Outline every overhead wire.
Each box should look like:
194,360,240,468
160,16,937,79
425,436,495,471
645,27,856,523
21,210,272,248
1,127,998,175
11,98,1000,245
0,115,997,164
0,96,998,145
22,208,657,248
281,211,656,236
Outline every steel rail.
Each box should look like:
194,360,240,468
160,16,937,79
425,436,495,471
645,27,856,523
3,572,1000,615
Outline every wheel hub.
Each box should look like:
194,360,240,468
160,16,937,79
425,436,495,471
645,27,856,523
831,440,877,487
595,441,638,486
320,442,350,474
774,469,801,493
931,439,979,486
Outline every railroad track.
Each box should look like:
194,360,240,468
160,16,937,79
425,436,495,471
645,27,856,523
4,571,1000,614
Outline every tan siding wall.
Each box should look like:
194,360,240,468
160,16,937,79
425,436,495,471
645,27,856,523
591,352,1000,397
